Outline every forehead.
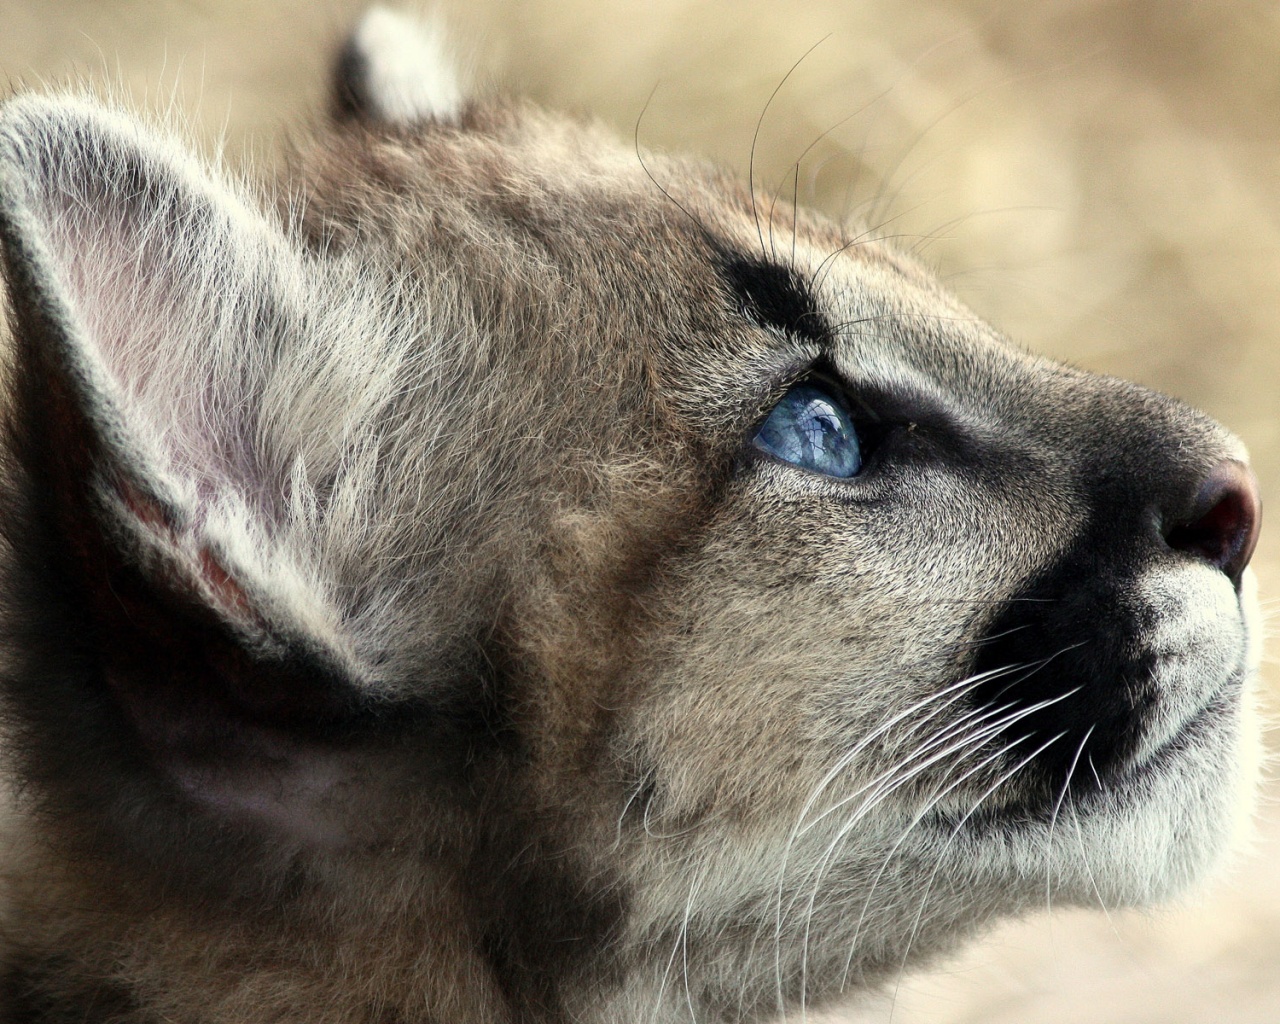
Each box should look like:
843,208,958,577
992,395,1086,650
304,101,1026,404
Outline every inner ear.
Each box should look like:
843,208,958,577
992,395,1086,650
0,94,378,847
332,6,465,124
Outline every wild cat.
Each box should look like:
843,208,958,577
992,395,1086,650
0,5,1262,1023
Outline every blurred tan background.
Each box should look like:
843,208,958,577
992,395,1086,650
2,1,1278,1021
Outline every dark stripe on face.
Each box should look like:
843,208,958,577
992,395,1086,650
716,250,828,344
965,423,1245,800
967,524,1154,798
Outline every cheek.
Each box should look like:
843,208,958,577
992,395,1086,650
626,568,989,828
622,473,1078,828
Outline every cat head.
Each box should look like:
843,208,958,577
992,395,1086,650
0,8,1260,1021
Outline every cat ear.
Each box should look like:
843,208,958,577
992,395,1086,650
333,6,465,124
0,96,372,841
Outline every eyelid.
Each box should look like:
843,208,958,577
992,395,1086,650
736,355,905,462
731,354,821,436
737,362,864,453
795,365,884,429
808,359,963,439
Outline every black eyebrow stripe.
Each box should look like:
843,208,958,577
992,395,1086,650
715,249,830,345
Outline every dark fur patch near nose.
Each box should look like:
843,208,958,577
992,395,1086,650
966,536,1152,796
717,250,828,344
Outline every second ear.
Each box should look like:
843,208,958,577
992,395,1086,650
332,7,465,125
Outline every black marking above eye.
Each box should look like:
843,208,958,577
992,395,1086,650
717,250,829,344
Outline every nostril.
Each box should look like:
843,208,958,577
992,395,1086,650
1164,460,1261,586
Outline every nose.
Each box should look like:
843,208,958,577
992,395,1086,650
1164,460,1261,587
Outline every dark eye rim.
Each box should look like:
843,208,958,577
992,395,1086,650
744,366,894,481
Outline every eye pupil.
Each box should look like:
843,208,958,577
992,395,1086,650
753,382,862,478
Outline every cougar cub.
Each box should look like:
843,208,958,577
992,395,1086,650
0,8,1261,1023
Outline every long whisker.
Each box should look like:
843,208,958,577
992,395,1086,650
632,82,710,238
792,669,1008,833
784,700,1027,1002
1068,789,1121,937
825,732,1035,1002
798,689,1024,836
767,669,1004,1011
750,37,831,261
981,640,1090,705
797,687,1079,934
788,686,1081,1011
649,855,710,1024
884,731,1068,1023
1045,725,1095,916
767,663,1078,1004
801,668,1081,835
767,673,1012,967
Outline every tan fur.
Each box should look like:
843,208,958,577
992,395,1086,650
0,10,1261,1024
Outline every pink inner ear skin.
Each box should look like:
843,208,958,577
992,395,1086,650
115,473,262,627
198,548,257,621
116,475,174,534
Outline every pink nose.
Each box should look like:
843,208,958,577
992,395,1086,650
1164,460,1261,587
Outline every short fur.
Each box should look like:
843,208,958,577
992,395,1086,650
0,8,1262,1023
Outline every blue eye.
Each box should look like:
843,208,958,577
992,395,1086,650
753,382,862,478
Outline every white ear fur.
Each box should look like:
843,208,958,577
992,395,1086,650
0,93,285,476
0,94,365,678
340,6,464,124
